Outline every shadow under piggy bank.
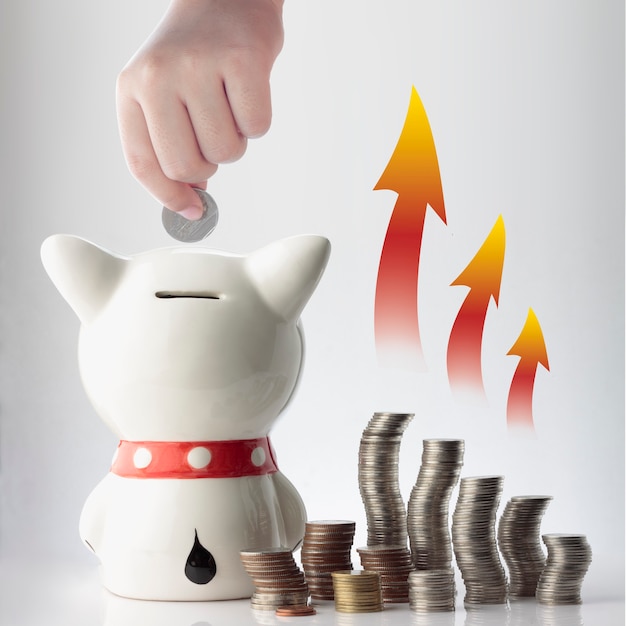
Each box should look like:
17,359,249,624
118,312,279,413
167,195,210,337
102,592,261,626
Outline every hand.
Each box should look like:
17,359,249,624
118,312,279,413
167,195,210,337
116,0,284,218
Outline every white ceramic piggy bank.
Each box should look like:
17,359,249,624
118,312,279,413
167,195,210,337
41,233,330,601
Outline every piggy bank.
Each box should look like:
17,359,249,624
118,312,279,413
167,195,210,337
41,233,330,601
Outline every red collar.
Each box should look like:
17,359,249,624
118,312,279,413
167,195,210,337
110,437,278,479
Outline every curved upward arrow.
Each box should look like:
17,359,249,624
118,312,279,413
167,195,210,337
374,86,446,370
447,215,506,401
507,308,550,429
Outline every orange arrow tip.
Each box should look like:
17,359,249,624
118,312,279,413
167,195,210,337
450,215,506,303
508,307,550,370
374,87,446,222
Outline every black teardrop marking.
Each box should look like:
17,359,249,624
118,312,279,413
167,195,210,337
185,529,217,585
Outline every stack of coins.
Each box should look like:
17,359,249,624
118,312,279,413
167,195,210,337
497,495,553,598
239,547,310,610
331,570,384,613
358,412,414,546
407,439,465,570
408,568,456,612
357,545,414,603
452,476,508,606
301,520,356,600
536,534,592,605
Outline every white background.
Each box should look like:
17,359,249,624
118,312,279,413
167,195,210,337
0,1,623,624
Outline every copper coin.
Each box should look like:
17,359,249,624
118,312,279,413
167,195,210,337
275,605,317,616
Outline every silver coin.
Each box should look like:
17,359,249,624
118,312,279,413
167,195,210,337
162,188,219,242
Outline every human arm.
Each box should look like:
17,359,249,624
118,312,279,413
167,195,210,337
116,0,285,219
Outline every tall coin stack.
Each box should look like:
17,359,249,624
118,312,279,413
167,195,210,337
407,438,465,570
408,568,457,612
358,412,414,546
452,475,508,606
239,547,310,610
536,534,592,605
331,571,384,613
300,520,355,600
357,545,414,603
497,495,553,598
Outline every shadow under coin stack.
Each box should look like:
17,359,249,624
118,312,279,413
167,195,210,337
358,412,414,546
497,495,553,598
452,476,508,607
300,520,355,600
357,545,414,603
331,571,384,613
239,547,310,611
536,534,592,605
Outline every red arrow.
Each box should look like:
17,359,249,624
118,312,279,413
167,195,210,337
447,215,506,401
507,308,550,429
374,87,446,370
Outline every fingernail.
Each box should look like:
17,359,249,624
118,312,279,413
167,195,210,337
178,206,204,221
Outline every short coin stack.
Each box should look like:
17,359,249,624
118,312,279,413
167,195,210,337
452,475,508,606
358,412,414,546
536,534,592,605
498,495,553,598
408,568,457,612
357,545,414,603
300,520,355,600
239,547,310,611
331,570,384,613
407,439,465,570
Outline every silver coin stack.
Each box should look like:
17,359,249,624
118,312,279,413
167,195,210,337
408,568,457,612
301,520,356,600
497,495,553,598
407,438,465,570
239,547,310,610
452,475,508,606
358,412,414,546
357,545,414,603
536,534,592,605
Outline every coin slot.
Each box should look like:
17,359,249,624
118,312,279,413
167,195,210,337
155,291,221,300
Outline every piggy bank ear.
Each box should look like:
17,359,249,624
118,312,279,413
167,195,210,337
41,234,127,324
246,235,331,321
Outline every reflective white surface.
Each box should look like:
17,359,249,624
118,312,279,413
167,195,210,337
1,560,622,626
